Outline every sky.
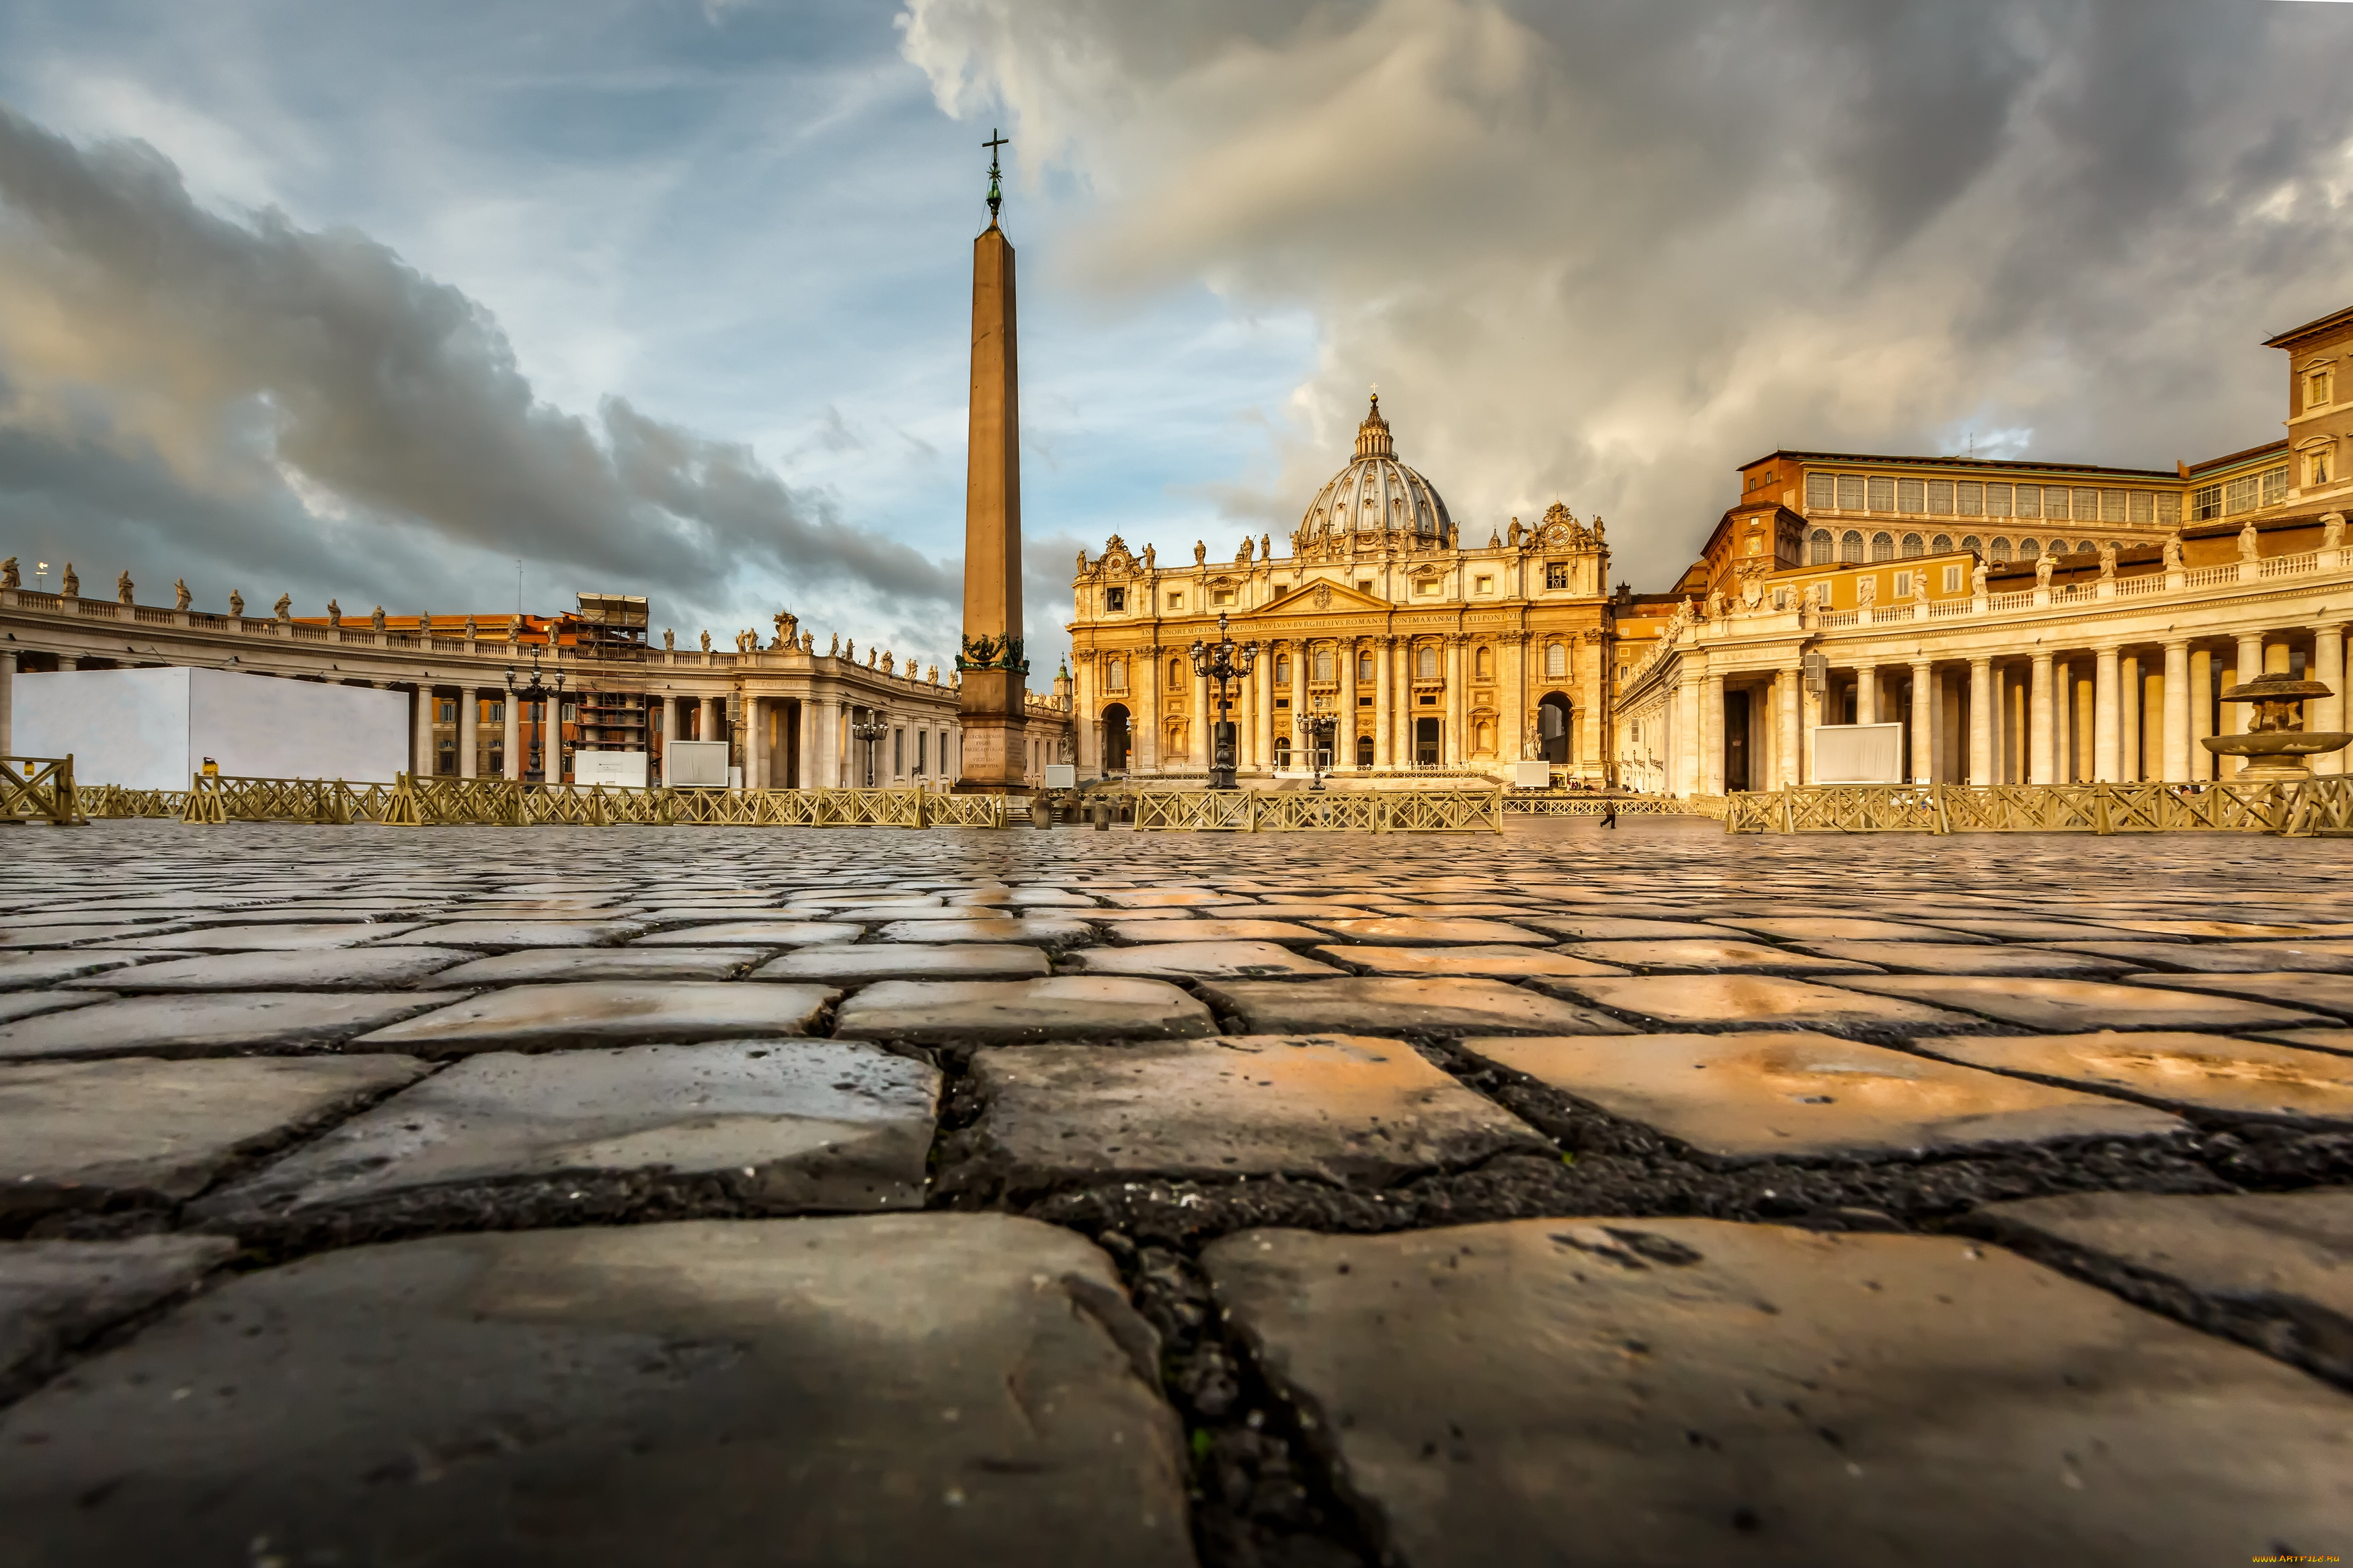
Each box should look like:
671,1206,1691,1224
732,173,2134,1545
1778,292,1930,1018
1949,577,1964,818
2,1,2350,678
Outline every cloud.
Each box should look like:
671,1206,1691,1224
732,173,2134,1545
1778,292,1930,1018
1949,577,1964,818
902,0,2353,587
0,101,957,631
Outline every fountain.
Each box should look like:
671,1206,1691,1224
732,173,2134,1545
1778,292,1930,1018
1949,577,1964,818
2201,673,2352,780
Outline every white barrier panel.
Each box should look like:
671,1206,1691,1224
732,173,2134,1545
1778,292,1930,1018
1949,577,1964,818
1812,723,1906,784
1043,764,1076,789
16,667,406,790
666,740,729,788
1512,760,1553,788
575,749,649,788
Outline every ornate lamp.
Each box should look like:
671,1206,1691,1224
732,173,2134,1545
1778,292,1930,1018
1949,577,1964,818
1294,690,1339,792
502,648,566,784
1187,612,1260,791
849,710,888,788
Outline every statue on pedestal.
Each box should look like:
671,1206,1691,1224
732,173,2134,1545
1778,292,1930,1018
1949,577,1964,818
229,590,245,618
61,564,78,597
1193,540,1207,565
663,628,675,651
2163,532,2184,571
275,594,292,622
2034,552,2055,588
173,578,191,610
118,571,135,605
2098,541,2117,579
2239,522,2261,562
326,599,342,626
701,629,713,653
370,605,387,631
0,558,15,589
801,631,814,653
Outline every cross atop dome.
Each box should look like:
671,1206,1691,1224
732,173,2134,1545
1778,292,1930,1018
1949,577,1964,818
1354,391,1394,460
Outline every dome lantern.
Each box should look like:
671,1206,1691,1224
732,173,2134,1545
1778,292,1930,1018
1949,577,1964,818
1294,393,1453,551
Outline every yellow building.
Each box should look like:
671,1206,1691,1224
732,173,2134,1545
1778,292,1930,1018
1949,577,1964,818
1066,397,1613,784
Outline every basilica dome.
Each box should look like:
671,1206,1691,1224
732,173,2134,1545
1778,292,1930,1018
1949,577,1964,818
1294,395,1455,548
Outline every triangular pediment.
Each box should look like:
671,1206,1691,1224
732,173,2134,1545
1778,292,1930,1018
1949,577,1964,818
1246,579,1390,617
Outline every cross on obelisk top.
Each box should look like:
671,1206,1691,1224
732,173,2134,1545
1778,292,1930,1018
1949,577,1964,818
984,128,1008,222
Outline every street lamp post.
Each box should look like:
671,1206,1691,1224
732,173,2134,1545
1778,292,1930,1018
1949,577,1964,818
502,649,566,784
849,710,887,788
1187,612,1259,791
1294,690,1338,792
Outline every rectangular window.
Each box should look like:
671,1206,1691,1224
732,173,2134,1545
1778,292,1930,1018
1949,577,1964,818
2313,450,2334,487
1895,477,1924,513
2261,464,2289,508
561,703,577,722
2193,485,2222,521
482,700,504,723
2100,489,2128,523
2128,491,2155,524
1892,570,1913,597
1544,561,1570,589
1984,484,2012,517
2048,487,2073,521
2015,485,2041,520
1274,655,1290,684
2309,370,2333,409
1355,579,1373,595
916,732,928,774
2225,474,2258,514
1926,480,1954,515
1356,651,1374,682
2072,487,2099,522
1211,588,1234,606
1417,645,1439,679
1166,592,1184,610
1413,579,1439,595
1806,472,1835,510
1771,587,1789,612
1942,565,1964,593
2157,492,2180,525
1105,658,1125,692
1836,474,1866,511
1313,649,1333,682
1956,481,1983,516
1105,587,1125,612
435,738,456,776
1474,575,1494,595
1546,643,1566,678
435,700,455,724
1867,476,1896,512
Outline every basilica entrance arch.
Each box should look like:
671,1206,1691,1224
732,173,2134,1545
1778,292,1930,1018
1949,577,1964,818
1101,704,1131,772
1538,693,1573,764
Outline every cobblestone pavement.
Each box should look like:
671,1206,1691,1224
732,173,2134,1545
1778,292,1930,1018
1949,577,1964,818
2,817,2350,1566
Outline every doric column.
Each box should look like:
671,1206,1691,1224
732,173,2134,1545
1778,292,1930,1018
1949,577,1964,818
1374,636,1394,768
1340,638,1359,768
1967,657,1993,785
1701,669,1725,795
1909,660,1933,783
1289,640,1308,767
1252,651,1273,772
695,696,715,742
2189,648,2215,780
1445,638,1466,767
458,688,479,779
411,685,434,778
2092,646,2121,782
501,693,520,780
1779,667,1802,788
2161,641,2192,782
746,697,767,788
0,651,14,757
1195,661,1213,769
2028,652,2055,785
1856,662,1878,725
2314,624,2348,776
2119,655,2141,780
2223,633,2264,776
1138,645,1161,773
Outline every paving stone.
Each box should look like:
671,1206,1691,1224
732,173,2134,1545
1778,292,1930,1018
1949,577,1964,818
0,1055,429,1210
1911,1031,2353,1122
1970,1190,2353,1378
377,919,649,949
1102,918,1328,944
948,1034,1546,1191
59,946,480,993
0,951,159,989
834,977,1215,1045
1218,901,1384,919
1202,1216,2353,1567
2047,940,2353,973
1194,977,1635,1038
1305,916,1551,946
1464,1032,2184,1162
1872,915,2179,942
2107,919,2325,939
352,982,838,1055
0,991,116,1026
2120,970,2353,1021
632,919,863,947
110,921,426,952
1314,944,1630,979
1529,974,1979,1037
1556,938,1880,975
0,1216,1191,1567
0,1236,237,1400
1832,975,2330,1033
1101,888,1225,907
196,1041,939,1229
1794,941,2141,978
754,944,1052,983
0,992,467,1061
0,922,194,949
430,947,766,985
874,917,1095,947
1506,915,1742,941
2247,1026,2353,1056
1706,917,1993,944
1068,941,1345,981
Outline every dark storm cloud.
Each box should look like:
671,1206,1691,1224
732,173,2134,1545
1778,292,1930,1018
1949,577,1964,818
0,102,957,618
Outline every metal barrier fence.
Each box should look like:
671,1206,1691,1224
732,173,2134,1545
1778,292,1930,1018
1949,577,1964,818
1722,779,2353,836
131,774,1015,829
1503,792,1724,818
0,756,85,826
1115,787,1504,832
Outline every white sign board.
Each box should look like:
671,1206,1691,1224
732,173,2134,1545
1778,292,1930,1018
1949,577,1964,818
15,667,407,790
574,750,648,789
1812,723,1906,784
665,740,729,788
1512,760,1554,789
1043,764,1076,789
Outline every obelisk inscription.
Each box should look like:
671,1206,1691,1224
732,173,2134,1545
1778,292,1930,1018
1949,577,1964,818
955,130,1030,792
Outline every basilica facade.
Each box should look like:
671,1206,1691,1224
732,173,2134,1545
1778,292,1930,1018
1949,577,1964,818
1066,397,1613,785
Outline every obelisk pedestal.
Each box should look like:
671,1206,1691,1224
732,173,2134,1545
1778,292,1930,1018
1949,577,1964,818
953,212,1031,793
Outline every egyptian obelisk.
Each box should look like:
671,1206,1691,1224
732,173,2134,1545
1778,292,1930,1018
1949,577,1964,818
954,130,1030,792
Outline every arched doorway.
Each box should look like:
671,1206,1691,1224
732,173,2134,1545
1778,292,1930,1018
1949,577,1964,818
1538,694,1573,764
1102,704,1131,772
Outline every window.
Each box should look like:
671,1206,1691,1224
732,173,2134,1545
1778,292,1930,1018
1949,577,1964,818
893,729,904,774
1806,472,1835,510
435,700,455,723
1942,565,1964,593
2309,370,2333,409
2313,449,2334,487
1413,579,1440,596
2015,485,2042,520
916,731,928,774
2225,473,2259,514
2128,491,2155,524
2073,539,2095,555
2193,484,2223,521
1840,530,1864,563
1985,484,2012,517
1868,476,1896,512
2262,464,2290,508
1836,474,1866,510
1106,657,1125,692
1960,534,1981,552
1105,587,1125,612
2157,493,2180,525
1211,588,1234,606
1274,655,1290,684
1168,658,1185,688
435,737,456,776
1990,537,2012,563
1356,735,1374,767
1544,561,1570,589
2072,487,2099,522
1417,645,1439,679
561,703,577,722
2101,489,2127,524
1166,592,1185,611
2018,538,2040,562
1357,651,1373,681
482,700,504,723
1901,533,1924,558
1809,528,1833,565
1926,480,1953,515
1956,481,1982,516
1871,532,1895,562
1896,478,1924,513
1314,647,1333,682
2051,488,2077,521
1546,643,1566,678
1892,570,1913,597
1772,587,1790,612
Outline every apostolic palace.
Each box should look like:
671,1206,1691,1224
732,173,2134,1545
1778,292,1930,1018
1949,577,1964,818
2,301,2349,800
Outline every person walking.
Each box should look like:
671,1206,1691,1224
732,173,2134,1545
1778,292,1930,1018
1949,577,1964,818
1601,796,1618,830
